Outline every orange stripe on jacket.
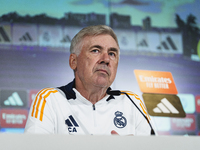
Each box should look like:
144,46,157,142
121,90,150,121
31,89,51,117
39,90,57,121
31,88,56,120
31,88,53,117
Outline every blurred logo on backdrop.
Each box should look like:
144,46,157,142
171,114,196,131
0,109,28,128
178,94,195,114
195,95,200,113
0,25,11,44
0,90,28,108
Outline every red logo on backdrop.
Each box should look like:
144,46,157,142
195,95,200,113
171,114,196,131
0,109,28,128
29,90,39,107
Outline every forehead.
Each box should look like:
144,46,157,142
82,34,119,49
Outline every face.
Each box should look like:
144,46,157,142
70,34,120,89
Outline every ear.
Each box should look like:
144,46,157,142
69,53,77,70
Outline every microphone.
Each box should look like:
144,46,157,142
106,89,155,135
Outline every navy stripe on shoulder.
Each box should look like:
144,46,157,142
57,79,76,100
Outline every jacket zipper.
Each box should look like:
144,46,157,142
92,104,96,110
92,104,96,134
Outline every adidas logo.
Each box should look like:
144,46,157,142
0,26,11,42
138,39,148,47
157,36,177,51
153,98,179,114
65,115,79,132
60,35,71,43
4,92,24,106
19,32,32,41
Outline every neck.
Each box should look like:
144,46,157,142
75,80,108,104
83,89,107,104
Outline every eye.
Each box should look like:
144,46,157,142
91,49,99,53
108,51,116,58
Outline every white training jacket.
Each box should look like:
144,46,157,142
25,80,152,135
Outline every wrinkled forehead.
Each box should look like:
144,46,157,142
74,34,120,56
81,34,119,49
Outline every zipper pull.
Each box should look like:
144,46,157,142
92,104,95,110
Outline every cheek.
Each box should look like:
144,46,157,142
77,57,95,73
113,63,119,76
112,61,118,72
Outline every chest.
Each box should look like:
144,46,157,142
56,100,137,135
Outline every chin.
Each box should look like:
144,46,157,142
93,81,109,88
93,77,112,88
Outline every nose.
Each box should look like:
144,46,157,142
99,52,110,66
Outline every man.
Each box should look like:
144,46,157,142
25,25,153,135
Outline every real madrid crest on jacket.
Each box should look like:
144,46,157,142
25,80,152,135
114,111,127,129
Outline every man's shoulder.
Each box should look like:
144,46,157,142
57,80,76,100
112,90,143,107
36,88,59,97
109,90,141,100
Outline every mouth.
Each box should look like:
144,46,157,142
96,67,112,76
97,69,109,75
95,65,111,76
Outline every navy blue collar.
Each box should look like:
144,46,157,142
58,79,76,100
58,79,115,101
